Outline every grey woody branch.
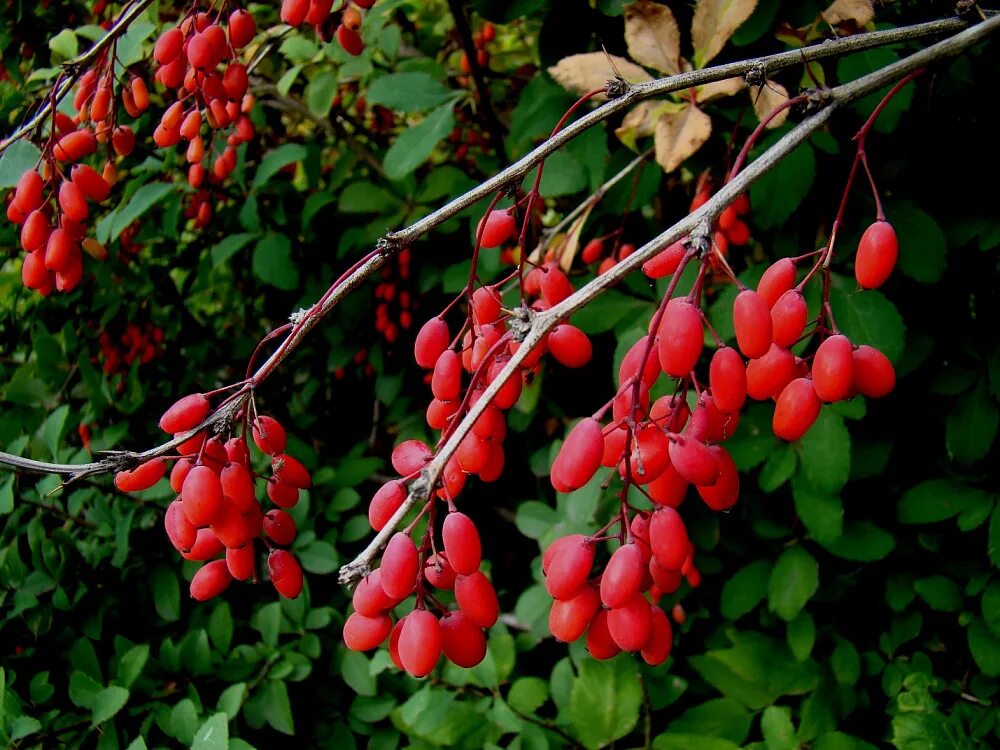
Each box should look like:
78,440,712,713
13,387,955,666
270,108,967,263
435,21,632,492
337,12,1000,586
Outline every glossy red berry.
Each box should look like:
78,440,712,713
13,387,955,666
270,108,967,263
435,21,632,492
220,463,256,512
439,611,488,667
252,416,287,455
549,585,601,642
369,480,407,531
607,592,652,652
181,465,224,527
544,535,594,600
13,170,44,212
353,569,402,616
709,347,747,413
657,298,703,377
757,257,796,307
746,344,798,400
773,377,822,441
271,453,311,488
733,290,773,359
431,349,462,401
442,512,482,576
114,458,166,492
550,418,603,492
771,290,808,348
477,209,516,248
391,440,432,476
228,9,257,48
268,549,304,598
642,240,685,279
454,571,499,627
855,220,898,289
623,424,670,485
540,265,574,306
812,334,854,402
649,507,689,571
548,325,592,368
668,436,719,487
398,610,442,677
852,345,895,398
165,499,197,551
190,560,232,601
343,611,392,651
380,532,419,599
586,609,622,660
335,24,365,55
414,318,450,368
226,545,255,581
424,553,457,590
154,27,184,64
618,335,661,389
696,445,739,511
263,509,297,545
640,605,673,665
159,393,210,433
600,543,645,609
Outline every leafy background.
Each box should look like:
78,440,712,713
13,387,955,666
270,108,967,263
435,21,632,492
1,0,999,748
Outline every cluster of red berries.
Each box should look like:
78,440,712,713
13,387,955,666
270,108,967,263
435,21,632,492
97,321,165,376
281,0,376,56
373,247,414,344
458,21,496,79
112,393,309,601
151,8,257,189
690,182,753,255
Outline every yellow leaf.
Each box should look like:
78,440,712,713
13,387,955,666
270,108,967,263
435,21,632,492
548,53,654,98
821,0,875,27
654,104,712,173
698,76,745,103
624,1,682,75
691,0,759,68
751,81,790,128
615,101,660,148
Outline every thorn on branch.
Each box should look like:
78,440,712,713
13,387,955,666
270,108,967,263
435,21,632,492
955,1,987,22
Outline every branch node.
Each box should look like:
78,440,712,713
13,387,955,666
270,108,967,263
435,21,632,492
409,473,432,502
605,78,631,99
689,220,714,257
289,308,310,325
508,305,535,342
376,236,401,256
802,87,834,112
744,63,767,88
337,560,371,588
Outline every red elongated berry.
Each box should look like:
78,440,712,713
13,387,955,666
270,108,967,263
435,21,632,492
641,605,673,665
170,458,194,493
380,532,418,599
812,334,854,402
649,507,689,571
391,440,432,476
587,609,622,660
647,464,688,508
190,560,232,601
369,480,406,531
210,502,251,548
336,24,365,55
228,9,257,48
544,535,594,600
225,438,251,465
165,499,197,551
263,509,297,545
608,592,652,652
14,170,44,212
154,27,184,64
442,512,482,576
268,549,303,598
180,528,225,561
439,611,487,667
642,240,685,279
44,229,76,272
223,63,249,100
272,453,311,488
853,345,895,398
220,463,256,512
427,398,459,430
549,325,592,368
771,290,808,348
855,220,897,289
581,238,604,264
757,257,796,307
696,445,739,511
549,585,600,642
71,164,111,202
601,544,645,609
649,558,682,592
472,405,506,442
624,424,670,485
281,0,310,24
182,465,224,527
668,436,719,487
53,130,97,162
773,377,822,441
414,318,449,368
650,396,690,431
550,418,603,492
746,344,797,400
733,290,773,359
619,335,661,389
658,298,703,377
455,571,499,627
354,569,398,615
306,0,335,25
398,610,442,677
477,209,515,248
267,480,299,508
343,612,392,651
472,286,502,324
431,350,462,401
424,553,457,590
602,427,627,467
58,181,88,222
540,265,574,306
115,458,166,492
226,545,255,581
710,347,747,413
187,32,214,68
8,200,28,226
112,126,135,156
20,210,50,252
252,416,287,455
160,393,210,433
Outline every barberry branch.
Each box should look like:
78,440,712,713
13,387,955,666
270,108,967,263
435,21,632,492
337,12,1000,586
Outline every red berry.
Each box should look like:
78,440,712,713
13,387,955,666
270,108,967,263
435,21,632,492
771,290,808,348
640,605,673,665
271,453,311,488
477,209,515,248
746,344,798,400
226,545,255,581
642,240,685,279
154,27,184,64
649,508,688,571
268,549,303,598
160,393,210,433
220,463,256,512
263,509,297,545
733,290,773,359
414,318,450,368
696,445,739,511
252,415,287,455
13,169,44,212
855,220,898,289
439,611,487,667
607,592,652,652
180,528,225,561
540,265,574,306
229,10,257,48
647,464,689,508
114,458,166,492
353,569,399,615
190,560,232,601
391,439,432,476
600,543,645,609
773,378,822,441
335,24,365,55
454,571,499,627
44,229,77,273
550,418,604,492
657,298,703,377
667,436,719,487
581,238,604,264
852,345,895,398
53,130,97,162
398,610,442,677
757,257,796,307
71,164,111,202
623,424,670,485
544,535,594,600
424,552,457,589
431,350,462,401
618,335,661,389
20,210,51,252
549,585,600,642
442,512,482,576
548,325,592,368
267,480,299,509
58,183,89,224
181,465,224,527
709,347,747,413
586,609,622,660
165,499,197,551
343,612,392,651
812,334,854,402
369,480,406,530
380,532,418,599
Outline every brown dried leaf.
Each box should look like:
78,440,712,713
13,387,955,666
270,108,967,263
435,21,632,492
624,1,682,75
698,76,745,103
821,0,875,26
654,104,712,173
691,0,759,68
750,81,790,128
617,101,660,140
548,52,654,97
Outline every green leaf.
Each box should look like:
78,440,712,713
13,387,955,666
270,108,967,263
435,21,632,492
150,566,180,622
571,291,651,335
968,619,1000,676
383,104,455,180
299,540,339,574
261,680,295,735
515,501,558,539
367,72,454,112
48,28,79,59
508,677,549,714
654,736,740,750
829,278,905,363
830,640,860,686
798,409,850,494
666,698,751,743
41,404,70,459
305,70,339,116
338,182,403,213
217,683,246,720
340,650,376,696
538,149,588,197
761,705,796,750
898,479,990,524
946,379,998,464
116,645,149,689
211,232,258,266
252,233,299,290
10,716,42,741
758,444,796,492
208,602,234,653
568,656,643,749
253,144,307,190
983,582,1000,637
786,611,815,661
192,712,229,750
991,505,1000,568
914,575,962,612
749,140,814,229
813,732,878,750
91,686,129,726
721,560,772,620
768,546,819,621
103,183,174,244
838,49,913,133
820,521,894,562
888,200,946,283
0,141,42,188
791,475,844,545
69,670,103,709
